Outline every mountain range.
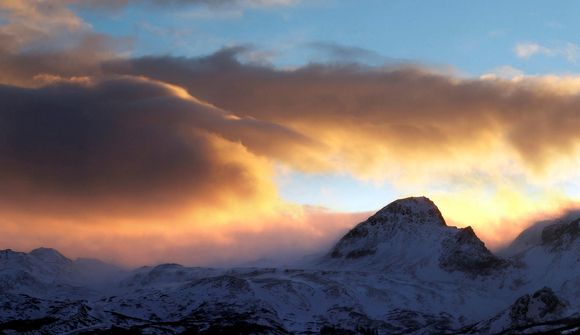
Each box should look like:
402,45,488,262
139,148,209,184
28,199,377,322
1,196,580,334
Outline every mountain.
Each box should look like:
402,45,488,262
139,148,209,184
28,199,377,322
464,287,573,334
320,197,506,279
0,247,125,297
503,214,580,311
1,197,580,334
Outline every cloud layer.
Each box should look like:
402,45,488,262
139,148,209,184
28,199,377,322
0,76,300,218
105,49,580,176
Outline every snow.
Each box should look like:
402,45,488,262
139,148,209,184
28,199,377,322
2,197,580,334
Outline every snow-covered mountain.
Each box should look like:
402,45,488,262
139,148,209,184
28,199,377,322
2,197,580,334
319,197,506,279
0,247,125,294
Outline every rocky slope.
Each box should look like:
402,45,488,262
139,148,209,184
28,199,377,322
1,197,580,334
320,197,506,279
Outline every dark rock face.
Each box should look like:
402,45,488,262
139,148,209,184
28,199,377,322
369,196,447,227
328,197,447,260
542,218,580,250
326,196,506,277
186,301,291,335
0,299,100,335
439,227,507,275
341,225,369,241
344,248,376,259
509,287,567,326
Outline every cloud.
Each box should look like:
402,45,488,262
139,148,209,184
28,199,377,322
104,48,580,177
514,41,580,63
480,65,524,80
78,0,298,11
0,75,321,266
0,0,129,87
1,56,579,262
0,76,319,219
0,0,296,87
98,49,580,251
0,206,368,266
514,42,543,59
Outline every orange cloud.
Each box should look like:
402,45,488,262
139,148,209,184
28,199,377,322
0,76,308,221
106,51,580,178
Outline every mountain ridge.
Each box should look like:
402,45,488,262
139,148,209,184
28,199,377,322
2,196,580,334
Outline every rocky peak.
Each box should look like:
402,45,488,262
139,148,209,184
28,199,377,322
331,197,446,253
369,196,447,227
323,197,507,276
439,226,506,275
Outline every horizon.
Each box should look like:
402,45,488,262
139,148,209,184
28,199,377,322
0,0,579,267
4,195,578,262
3,195,580,269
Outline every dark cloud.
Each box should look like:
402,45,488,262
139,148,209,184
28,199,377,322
0,76,312,217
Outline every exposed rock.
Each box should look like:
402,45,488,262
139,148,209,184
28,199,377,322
369,196,447,227
542,218,580,250
509,287,568,326
439,226,507,275
324,197,505,277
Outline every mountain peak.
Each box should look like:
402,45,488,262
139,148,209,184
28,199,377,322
370,196,446,227
30,247,71,264
321,196,505,276
325,197,448,264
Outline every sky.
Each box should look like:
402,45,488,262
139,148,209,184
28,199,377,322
0,0,579,266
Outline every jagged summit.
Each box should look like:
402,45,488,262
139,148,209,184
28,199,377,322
371,196,447,227
325,197,448,263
